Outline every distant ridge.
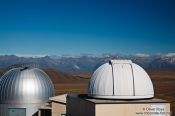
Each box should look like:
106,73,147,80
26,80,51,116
0,53,175,72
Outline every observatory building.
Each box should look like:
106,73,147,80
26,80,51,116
0,66,54,116
67,60,170,116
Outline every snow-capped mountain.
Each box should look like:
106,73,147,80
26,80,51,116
0,53,175,72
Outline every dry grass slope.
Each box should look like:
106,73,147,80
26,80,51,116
147,70,175,115
44,68,89,95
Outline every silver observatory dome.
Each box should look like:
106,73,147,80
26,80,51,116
0,67,54,103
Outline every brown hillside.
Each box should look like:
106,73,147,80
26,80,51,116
147,70,175,114
0,68,4,77
44,68,88,84
44,68,89,95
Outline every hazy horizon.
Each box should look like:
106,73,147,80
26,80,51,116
0,52,175,58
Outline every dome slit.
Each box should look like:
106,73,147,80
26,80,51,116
109,61,115,96
130,64,135,96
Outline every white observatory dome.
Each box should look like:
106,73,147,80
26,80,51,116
88,60,154,99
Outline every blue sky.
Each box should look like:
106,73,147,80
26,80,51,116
0,0,175,55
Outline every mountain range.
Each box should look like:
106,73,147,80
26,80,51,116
0,53,175,72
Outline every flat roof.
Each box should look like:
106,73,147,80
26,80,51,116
39,103,51,110
67,94,169,104
39,106,51,110
49,94,67,104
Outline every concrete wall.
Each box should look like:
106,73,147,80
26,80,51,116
67,97,170,116
51,102,66,116
96,103,170,116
